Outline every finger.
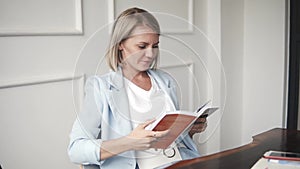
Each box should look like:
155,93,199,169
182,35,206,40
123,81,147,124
152,129,170,138
203,122,208,129
190,127,204,133
200,122,208,131
142,130,159,137
192,123,206,129
145,131,159,138
138,119,156,129
191,122,208,132
194,118,207,124
201,118,207,123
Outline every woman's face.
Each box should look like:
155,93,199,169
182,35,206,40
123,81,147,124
119,25,159,73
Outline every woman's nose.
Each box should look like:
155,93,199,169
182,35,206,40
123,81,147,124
145,48,155,58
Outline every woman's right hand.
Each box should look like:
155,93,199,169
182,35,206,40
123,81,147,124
100,120,169,160
126,120,169,151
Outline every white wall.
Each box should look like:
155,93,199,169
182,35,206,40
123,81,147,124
0,0,108,169
0,0,287,168
200,0,222,155
0,80,80,169
241,0,286,144
220,0,286,150
221,0,245,149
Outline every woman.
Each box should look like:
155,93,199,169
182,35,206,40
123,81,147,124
68,7,207,169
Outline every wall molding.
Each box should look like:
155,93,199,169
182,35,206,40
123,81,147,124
107,0,194,34
0,0,83,36
0,74,84,89
160,61,194,110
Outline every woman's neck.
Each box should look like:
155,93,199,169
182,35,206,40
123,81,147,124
122,68,152,91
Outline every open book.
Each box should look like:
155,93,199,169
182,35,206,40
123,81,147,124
145,101,218,149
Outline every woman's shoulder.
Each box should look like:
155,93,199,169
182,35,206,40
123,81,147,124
85,72,114,88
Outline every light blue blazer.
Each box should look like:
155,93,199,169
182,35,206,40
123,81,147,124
68,68,200,169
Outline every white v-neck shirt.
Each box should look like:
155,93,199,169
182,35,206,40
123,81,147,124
124,74,175,128
124,74,182,169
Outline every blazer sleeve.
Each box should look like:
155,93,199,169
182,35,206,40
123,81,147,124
68,76,104,165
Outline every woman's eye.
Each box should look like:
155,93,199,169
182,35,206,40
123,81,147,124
138,44,159,49
138,45,146,49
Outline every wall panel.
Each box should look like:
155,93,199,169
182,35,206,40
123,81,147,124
108,0,194,33
0,0,82,36
0,77,84,169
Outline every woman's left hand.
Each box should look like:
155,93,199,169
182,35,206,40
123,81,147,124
189,117,207,137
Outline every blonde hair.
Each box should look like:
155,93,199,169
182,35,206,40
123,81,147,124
105,7,161,71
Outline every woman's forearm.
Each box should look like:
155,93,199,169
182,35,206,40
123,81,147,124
100,121,169,160
100,136,133,160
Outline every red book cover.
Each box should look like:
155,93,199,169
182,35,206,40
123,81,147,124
146,101,218,149
152,113,196,149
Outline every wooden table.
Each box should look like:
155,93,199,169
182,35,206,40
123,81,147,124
167,128,300,169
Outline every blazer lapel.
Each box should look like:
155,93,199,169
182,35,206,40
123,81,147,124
149,70,170,91
148,70,179,110
107,69,133,135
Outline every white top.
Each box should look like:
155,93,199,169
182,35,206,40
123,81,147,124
124,74,175,128
124,74,182,169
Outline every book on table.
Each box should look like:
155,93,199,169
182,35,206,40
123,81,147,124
251,150,300,169
145,100,218,149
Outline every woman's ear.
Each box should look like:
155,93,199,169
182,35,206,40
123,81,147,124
118,43,124,51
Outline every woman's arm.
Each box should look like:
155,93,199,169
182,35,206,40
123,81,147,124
68,76,169,163
68,77,105,165
100,120,169,160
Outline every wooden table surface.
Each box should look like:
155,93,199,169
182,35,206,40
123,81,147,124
167,128,300,169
